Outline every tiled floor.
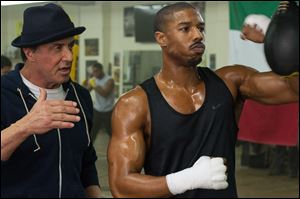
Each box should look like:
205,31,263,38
94,131,299,198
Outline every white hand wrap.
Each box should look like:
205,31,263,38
243,14,271,35
166,156,228,195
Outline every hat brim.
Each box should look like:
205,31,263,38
12,26,85,48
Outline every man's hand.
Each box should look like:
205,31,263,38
20,88,81,135
1,88,82,161
240,14,271,43
166,156,228,195
241,24,265,43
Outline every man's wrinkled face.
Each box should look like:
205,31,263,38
26,37,74,88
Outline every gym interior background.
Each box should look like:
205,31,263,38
1,1,298,198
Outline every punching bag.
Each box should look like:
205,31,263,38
264,1,299,76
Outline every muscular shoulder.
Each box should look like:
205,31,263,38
113,86,148,133
116,86,147,109
215,65,259,99
215,65,258,81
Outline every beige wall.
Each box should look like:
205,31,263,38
205,1,229,69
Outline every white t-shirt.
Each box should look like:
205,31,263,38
21,74,66,100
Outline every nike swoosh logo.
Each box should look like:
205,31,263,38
212,103,222,110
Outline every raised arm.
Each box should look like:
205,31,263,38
107,87,171,198
217,65,299,105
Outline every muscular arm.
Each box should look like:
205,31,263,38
107,87,171,198
217,65,299,104
238,17,299,102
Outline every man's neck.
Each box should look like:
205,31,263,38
20,65,60,89
158,64,200,89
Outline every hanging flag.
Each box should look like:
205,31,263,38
238,100,299,146
229,1,277,72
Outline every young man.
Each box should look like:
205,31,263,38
1,3,101,198
107,2,298,198
84,62,115,140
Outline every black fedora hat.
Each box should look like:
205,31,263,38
12,3,86,48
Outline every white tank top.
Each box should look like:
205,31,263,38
93,74,115,112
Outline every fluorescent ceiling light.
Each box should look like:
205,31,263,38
1,1,49,6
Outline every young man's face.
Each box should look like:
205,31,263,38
25,37,74,88
163,8,206,67
92,66,104,79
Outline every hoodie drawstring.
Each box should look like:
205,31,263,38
70,83,91,146
17,88,41,152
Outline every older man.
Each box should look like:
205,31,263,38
1,3,101,198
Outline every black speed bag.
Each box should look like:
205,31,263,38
264,1,299,76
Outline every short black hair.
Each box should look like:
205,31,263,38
92,62,103,70
154,2,197,33
1,55,12,68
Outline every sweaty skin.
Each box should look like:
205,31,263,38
108,8,299,198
